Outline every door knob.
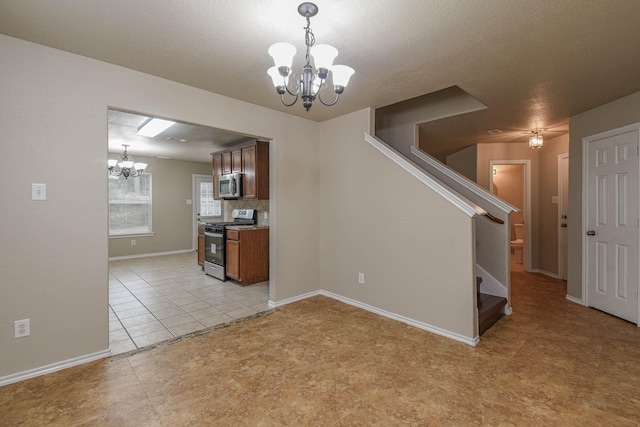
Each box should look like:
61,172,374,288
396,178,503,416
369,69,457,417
586,230,596,236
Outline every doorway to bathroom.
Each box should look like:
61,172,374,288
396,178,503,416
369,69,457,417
489,160,531,272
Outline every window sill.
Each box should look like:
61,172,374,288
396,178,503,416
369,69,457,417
109,232,155,239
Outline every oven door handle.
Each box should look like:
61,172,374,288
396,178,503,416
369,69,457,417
204,232,224,238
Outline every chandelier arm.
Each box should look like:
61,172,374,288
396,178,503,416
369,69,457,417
280,92,299,107
317,90,340,107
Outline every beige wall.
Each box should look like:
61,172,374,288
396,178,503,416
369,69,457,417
319,109,478,341
538,134,569,274
109,156,212,257
446,145,477,181
0,35,319,378
567,91,640,300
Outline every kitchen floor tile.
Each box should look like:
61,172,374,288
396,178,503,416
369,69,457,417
167,321,205,337
127,321,166,338
120,313,157,328
160,314,197,328
108,252,270,355
131,330,175,348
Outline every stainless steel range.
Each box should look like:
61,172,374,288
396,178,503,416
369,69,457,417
203,209,257,280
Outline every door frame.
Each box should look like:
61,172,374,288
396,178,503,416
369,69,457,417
557,153,569,281
489,160,532,271
581,122,640,325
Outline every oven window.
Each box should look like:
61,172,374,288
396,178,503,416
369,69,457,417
220,179,230,194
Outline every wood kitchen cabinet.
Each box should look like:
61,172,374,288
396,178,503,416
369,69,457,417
231,148,242,173
211,140,269,200
222,152,232,174
241,141,269,200
212,154,222,199
225,228,269,285
197,224,205,268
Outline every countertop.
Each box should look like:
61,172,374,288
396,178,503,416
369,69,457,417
225,225,269,231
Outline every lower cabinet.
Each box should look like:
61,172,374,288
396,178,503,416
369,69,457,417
225,228,269,285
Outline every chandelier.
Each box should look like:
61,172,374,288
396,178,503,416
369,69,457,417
528,130,544,149
108,144,147,179
267,2,354,112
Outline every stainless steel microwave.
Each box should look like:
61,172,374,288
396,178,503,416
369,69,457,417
219,173,242,198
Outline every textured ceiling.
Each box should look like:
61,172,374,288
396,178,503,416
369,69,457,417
108,109,253,163
2,0,640,158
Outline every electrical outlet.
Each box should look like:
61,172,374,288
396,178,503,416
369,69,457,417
14,319,30,338
131,240,136,246
263,211,268,220
358,273,365,284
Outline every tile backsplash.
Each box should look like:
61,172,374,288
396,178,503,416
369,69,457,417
224,200,270,226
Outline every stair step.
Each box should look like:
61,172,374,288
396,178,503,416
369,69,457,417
477,292,507,335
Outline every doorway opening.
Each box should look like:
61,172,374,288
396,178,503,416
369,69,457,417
107,108,273,355
557,153,569,281
489,160,531,272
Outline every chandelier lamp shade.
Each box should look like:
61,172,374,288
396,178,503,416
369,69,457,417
528,129,544,149
267,2,354,111
108,144,147,179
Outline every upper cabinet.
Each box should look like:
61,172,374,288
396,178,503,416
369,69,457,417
212,140,269,200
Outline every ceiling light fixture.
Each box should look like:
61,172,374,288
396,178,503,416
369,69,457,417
528,129,544,149
108,144,147,179
267,2,355,112
137,118,176,137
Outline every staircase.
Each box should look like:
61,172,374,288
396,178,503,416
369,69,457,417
477,277,507,335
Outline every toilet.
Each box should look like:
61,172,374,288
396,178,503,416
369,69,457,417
511,223,524,264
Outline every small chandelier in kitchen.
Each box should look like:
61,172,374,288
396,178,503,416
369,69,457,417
267,2,355,112
528,129,544,149
108,144,147,179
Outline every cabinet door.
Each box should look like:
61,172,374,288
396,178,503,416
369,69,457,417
231,149,242,173
212,154,222,199
197,233,205,267
226,239,240,280
242,144,257,199
222,152,232,175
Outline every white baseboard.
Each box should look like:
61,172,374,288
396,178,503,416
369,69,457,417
109,249,194,261
268,290,321,309
0,349,111,387
319,290,479,347
566,294,585,306
269,289,478,346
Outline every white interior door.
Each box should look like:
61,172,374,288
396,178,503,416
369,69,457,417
558,154,569,281
586,128,639,324
192,175,222,249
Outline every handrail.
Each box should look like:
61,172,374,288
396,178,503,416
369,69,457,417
410,146,519,214
483,212,505,224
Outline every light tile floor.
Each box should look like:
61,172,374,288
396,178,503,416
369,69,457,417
109,252,269,355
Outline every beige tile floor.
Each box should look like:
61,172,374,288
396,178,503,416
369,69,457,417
2,271,640,425
109,252,269,355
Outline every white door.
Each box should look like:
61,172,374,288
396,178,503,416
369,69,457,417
586,128,639,323
193,175,222,248
558,154,569,281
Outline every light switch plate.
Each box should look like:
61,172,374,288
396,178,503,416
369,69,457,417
32,183,46,200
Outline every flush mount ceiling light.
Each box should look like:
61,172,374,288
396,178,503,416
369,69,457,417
137,118,176,137
267,2,355,112
528,129,544,149
108,144,147,179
